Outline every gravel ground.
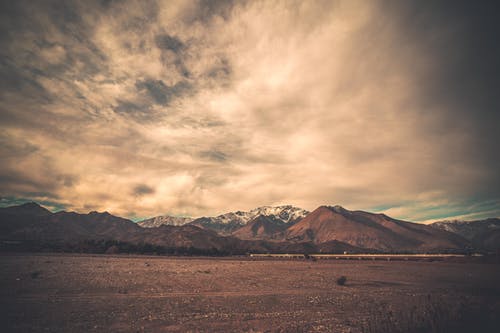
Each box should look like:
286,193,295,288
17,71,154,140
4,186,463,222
1,254,499,332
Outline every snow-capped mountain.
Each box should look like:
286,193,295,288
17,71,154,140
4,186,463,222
137,205,309,234
248,205,309,224
207,205,309,225
137,216,193,228
430,218,500,251
190,205,309,235
431,218,500,237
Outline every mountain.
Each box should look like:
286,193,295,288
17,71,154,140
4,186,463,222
231,215,288,240
285,205,469,252
1,202,479,254
136,224,236,252
1,204,141,243
138,216,193,228
0,202,52,216
245,205,309,224
188,205,309,235
430,218,500,251
0,202,55,235
0,203,312,254
189,216,244,235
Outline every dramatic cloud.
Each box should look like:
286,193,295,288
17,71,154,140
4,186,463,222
0,0,499,221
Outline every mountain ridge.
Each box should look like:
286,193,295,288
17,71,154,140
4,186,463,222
138,205,309,232
430,218,500,251
2,202,497,253
285,206,470,252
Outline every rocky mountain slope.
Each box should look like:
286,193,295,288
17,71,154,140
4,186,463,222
190,205,308,235
138,216,193,228
285,206,469,252
431,218,500,251
231,215,288,240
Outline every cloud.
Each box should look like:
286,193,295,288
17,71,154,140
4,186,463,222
132,184,156,197
155,34,185,53
135,79,192,106
0,0,498,220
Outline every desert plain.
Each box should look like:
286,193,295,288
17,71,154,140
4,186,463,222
1,254,499,333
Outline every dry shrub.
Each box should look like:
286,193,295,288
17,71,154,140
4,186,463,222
337,276,347,286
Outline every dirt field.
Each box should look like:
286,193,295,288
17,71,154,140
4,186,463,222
1,254,499,332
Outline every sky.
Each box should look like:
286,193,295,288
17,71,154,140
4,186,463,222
1,0,499,222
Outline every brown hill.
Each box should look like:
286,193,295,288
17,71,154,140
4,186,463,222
285,206,469,252
189,217,243,235
231,215,287,240
316,240,368,254
139,224,233,250
1,207,141,243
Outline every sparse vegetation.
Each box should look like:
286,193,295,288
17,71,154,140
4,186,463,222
0,239,233,256
2,255,499,332
197,269,211,274
361,296,500,333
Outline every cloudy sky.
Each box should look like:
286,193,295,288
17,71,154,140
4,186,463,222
1,0,499,222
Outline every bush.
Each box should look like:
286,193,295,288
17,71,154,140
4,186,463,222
337,276,347,286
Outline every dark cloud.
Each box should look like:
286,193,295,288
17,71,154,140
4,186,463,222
111,100,152,121
132,184,155,196
7,1,92,50
390,0,500,193
155,34,191,78
199,150,227,162
135,79,192,106
0,57,50,97
206,57,231,83
0,2,34,45
174,58,191,78
183,0,236,23
155,34,185,53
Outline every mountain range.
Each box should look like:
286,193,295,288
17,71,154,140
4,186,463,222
138,205,308,234
430,218,500,251
1,202,497,254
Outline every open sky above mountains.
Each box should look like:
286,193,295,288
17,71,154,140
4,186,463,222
1,0,499,222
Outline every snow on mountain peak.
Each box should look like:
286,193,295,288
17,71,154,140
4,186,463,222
137,205,309,228
137,216,194,228
248,205,309,223
328,205,348,214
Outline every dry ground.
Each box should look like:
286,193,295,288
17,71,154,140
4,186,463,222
1,254,499,332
